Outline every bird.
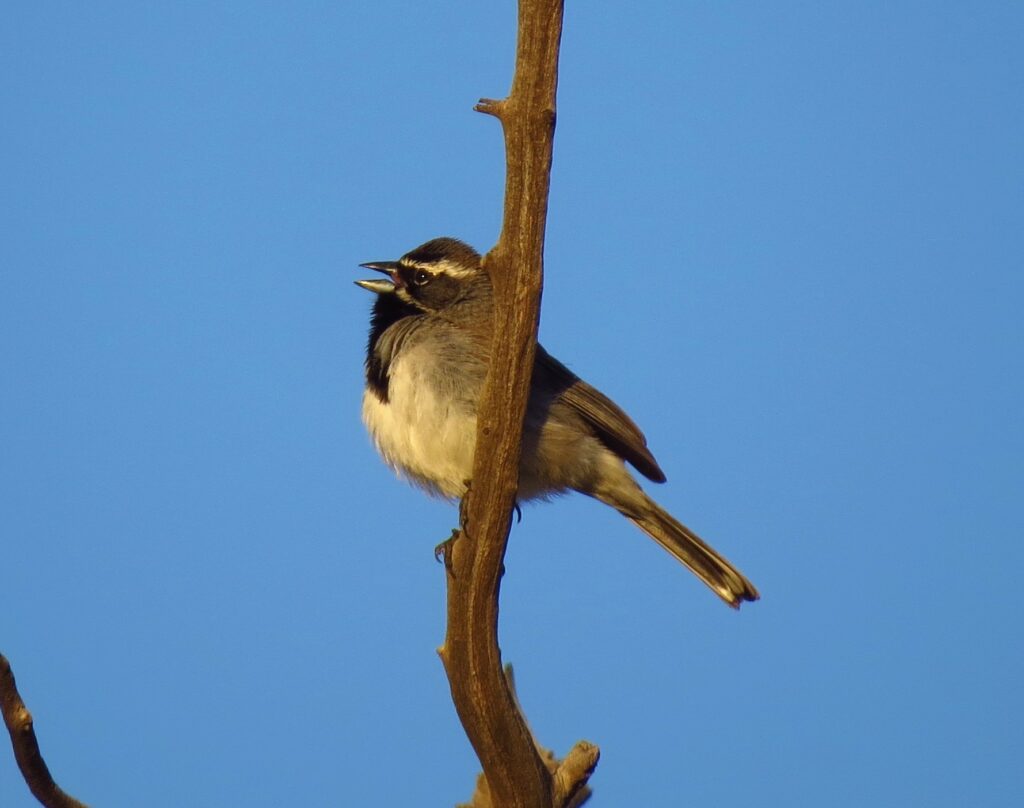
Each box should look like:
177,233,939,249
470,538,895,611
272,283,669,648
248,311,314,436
355,237,759,608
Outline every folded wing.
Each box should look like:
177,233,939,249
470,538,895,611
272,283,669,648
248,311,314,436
535,347,666,483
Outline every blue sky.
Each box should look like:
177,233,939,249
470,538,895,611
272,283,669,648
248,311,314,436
2,3,1021,806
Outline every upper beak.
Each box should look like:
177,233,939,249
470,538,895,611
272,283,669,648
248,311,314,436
356,260,400,294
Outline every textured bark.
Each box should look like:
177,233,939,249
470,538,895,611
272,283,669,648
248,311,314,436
436,1,599,806
1,653,89,808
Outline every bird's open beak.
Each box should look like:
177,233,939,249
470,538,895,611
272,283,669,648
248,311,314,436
356,260,399,294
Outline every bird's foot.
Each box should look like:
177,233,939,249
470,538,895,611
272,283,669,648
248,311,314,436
434,529,461,576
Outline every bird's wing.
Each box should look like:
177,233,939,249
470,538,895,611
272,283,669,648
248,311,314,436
535,346,666,483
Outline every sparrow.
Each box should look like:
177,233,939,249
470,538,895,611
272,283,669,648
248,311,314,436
356,237,759,607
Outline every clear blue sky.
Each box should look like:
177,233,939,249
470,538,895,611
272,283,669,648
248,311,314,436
2,3,1021,806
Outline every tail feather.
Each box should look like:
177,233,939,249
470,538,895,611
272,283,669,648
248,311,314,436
626,494,759,608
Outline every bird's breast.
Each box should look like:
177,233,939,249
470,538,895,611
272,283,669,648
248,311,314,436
361,346,478,500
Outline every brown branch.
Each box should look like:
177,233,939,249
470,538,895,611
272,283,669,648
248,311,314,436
437,1,598,806
455,668,599,808
1,653,89,808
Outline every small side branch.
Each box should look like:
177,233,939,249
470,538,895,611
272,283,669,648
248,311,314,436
456,669,599,808
1,653,89,808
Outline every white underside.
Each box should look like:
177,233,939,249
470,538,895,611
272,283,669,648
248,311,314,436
361,348,477,500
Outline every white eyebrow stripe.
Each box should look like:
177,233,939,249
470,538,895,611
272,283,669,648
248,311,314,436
400,258,477,279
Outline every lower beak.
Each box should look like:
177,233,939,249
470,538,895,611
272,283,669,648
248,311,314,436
356,260,400,294
355,278,397,294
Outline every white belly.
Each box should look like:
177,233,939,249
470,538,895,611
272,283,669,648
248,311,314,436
361,350,478,499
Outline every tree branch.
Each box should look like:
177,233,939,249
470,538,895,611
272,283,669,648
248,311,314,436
454,667,599,808
1,653,89,808
437,1,598,806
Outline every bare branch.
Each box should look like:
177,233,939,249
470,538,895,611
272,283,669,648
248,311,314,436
456,669,598,808
1,653,89,808
438,1,599,806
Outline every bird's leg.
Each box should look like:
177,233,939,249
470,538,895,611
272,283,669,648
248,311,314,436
434,479,475,575
458,479,473,529
437,483,519,575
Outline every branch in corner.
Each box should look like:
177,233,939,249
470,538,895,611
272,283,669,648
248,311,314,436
1,653,89,808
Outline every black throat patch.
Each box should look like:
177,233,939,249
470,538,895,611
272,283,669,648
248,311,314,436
365,293,417,403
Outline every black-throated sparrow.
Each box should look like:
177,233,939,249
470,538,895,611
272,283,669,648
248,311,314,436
356,238,759,608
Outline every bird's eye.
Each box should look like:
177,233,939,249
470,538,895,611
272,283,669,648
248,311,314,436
413,270,431,286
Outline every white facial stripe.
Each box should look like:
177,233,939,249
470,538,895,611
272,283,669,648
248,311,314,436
432,258,477,278
399,258,477,279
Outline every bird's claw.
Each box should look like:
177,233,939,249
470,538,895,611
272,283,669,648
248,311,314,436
434,529,461,575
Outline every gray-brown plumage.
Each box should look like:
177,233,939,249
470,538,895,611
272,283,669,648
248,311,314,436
357,237,759,607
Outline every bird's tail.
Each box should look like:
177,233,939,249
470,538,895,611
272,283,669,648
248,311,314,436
621,492,759,608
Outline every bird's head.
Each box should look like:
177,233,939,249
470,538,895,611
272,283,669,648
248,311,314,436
357,237,483,313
